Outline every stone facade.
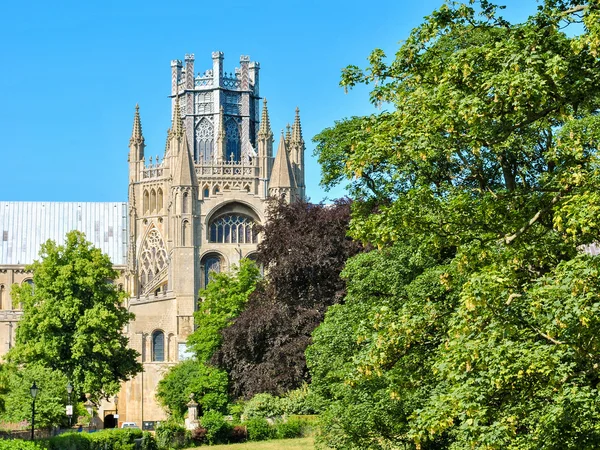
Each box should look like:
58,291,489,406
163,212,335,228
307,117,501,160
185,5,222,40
0,51,305,428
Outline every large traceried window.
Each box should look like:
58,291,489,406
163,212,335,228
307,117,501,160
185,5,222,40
209,214,257,244
225,118,241,162
139,229,168,291
152,330,165,362
195,118,214,162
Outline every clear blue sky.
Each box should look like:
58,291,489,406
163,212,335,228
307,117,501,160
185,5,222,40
0,0,535,203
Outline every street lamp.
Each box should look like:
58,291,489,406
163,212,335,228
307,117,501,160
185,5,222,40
30,381,38,441
66,382,73,427
114,394,119,428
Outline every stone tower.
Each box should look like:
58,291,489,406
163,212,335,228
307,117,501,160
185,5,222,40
118,51,306,426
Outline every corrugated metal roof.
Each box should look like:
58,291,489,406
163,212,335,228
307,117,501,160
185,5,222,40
0,202,128,265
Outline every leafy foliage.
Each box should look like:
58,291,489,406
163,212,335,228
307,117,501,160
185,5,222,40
0,363,83,429
154,420,190,449
187,259,261,362
7,231,141,399
199,410,231,445
155,359,228,420
213,199,362,398
309,1,600,448
157,260,258,420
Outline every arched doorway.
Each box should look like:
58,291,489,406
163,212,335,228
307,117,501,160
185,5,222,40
104,413,117,429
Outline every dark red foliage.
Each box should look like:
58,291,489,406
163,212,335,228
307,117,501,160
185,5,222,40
212,198,363,398
230,425,248,443
191,426,207,444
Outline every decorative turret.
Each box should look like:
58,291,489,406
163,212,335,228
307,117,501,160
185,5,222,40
269,132,297,202
285,123,291,149
289,107,306,200
129,104,145,161
128,104,145,184
257,99,274,197
258,98,272,140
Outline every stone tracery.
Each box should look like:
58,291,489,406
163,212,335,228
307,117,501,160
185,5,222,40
139,228,168,292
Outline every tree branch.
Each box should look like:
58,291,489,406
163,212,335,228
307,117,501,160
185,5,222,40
504,190,565,245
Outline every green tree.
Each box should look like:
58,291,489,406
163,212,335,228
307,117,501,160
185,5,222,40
7,231,141,400
0,363,73,429
187,258,261,362
156,260,259,419
156,360,229,420
310,1,600,448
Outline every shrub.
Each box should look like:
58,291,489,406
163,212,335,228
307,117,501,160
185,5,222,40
45,428,154,450
155,421,189,449
190,426,207,445
245,417,274,441
200,410,231,445
229,425,247,443
275,416,303,439
0,440,45,450
242,393,284,420
141,432,158,450
282,384,326,415
227,400,245,423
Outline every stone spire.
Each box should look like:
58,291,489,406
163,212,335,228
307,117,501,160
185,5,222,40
258,98,272,139
128,104,145,165
285,123,291,148
291,107,303,144
130,104,144,146
173,131,198,187
269,132,296,201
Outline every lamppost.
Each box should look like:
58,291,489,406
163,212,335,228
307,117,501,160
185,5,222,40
30,381,38,441
114,394,119,428
66,382,73,427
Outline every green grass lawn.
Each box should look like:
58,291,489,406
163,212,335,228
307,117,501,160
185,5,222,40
190,436,315,449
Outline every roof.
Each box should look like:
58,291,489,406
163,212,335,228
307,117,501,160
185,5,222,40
0,202,128,266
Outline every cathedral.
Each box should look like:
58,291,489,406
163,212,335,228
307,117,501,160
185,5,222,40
0,51,306,428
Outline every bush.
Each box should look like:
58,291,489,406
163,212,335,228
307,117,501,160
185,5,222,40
45,428,153,450
227,400,245,423
141,432,158,450
200,410,231,445
246,417,274,441
0,440,46,450
242,393,284,420
229,425,247,443
281,384,326,415
275,416,304,439
155,421,189,449
190,426,207,445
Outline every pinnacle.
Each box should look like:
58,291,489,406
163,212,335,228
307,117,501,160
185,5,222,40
285,123,291,147
259,98,272,138
292,106,303,143
129,103,144,146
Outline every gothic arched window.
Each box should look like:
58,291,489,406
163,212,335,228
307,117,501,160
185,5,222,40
209,214,257,244
152,330,165,362
150,189,157,212
139,228,168,292
143,190,149,214
195,119,214,162
183,192,189,214
225,119,241,162
182,220,190,246
0,285,4,310
202,254,222,288
157,188,163,212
